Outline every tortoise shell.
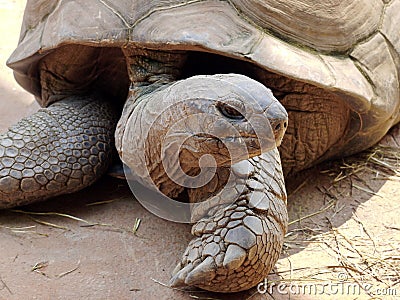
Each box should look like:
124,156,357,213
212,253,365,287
7,0,400,173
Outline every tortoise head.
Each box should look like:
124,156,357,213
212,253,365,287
117,74,287,187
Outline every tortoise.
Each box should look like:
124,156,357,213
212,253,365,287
1,0,400,293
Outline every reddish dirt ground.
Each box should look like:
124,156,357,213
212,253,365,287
0,2,399,300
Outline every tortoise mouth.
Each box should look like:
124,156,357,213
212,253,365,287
180,51,353,175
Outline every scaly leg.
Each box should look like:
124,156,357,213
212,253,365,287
170,148,288,292
0,96,117,208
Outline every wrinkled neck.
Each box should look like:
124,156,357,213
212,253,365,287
123,47,187,99
116,48,189,197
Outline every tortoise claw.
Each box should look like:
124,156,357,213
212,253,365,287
169,263,194,288
184,256,217,286
222,244,247,271
171,262,183,277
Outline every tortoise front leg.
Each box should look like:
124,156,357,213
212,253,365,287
170,148,288,292
0,96,117,208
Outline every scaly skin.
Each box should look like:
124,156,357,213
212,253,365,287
0,97,117,208
170,149,288,292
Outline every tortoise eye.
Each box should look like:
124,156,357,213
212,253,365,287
217,103,245,120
